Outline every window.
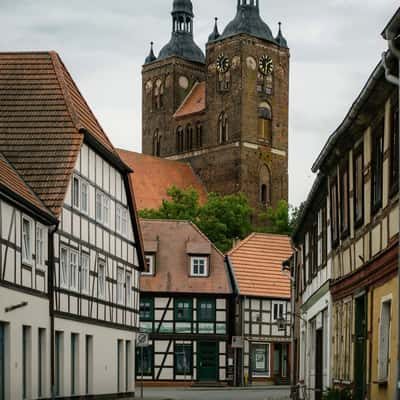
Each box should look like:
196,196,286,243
390,104,399,195
186,124,193,151
116,205,128,236
330,176,339,248
36,225,45,269
143,254,155,276
153,80,164,110
260,164,271,206
153,129,161,156
175,299,192,322
69,250,79,291
98,260,106,299
60,247,68,288
117,267,125,305
317,206,327,267
258,102,272,143
190,256,208,277
196,123,203,148
22,217,32,264
218,112,228,144
81,253,90,293
175,345,192,375
378,299,392,381
353,145,364,227
139,298,153,321
372,120,384,213
340,161,349,236
272,302,285,321
198,299,215,322
72,176,88,213
126,272,132,308
136,346,153,376
96,191,110,226
176,126,184,153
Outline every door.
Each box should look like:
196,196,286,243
274,344,282,377
354,295,367,400
198,342,218,381
315,329,323,400
0,323,5,400
251,343,270,378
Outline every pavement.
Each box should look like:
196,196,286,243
134,386,290,400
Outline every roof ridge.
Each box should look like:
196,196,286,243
173,81,203,118
117,148,192,167
227,232,257,256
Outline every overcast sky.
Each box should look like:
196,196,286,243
0,0,397,205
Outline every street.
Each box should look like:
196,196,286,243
135,386,290,400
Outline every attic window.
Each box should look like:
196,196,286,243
143,254,155,276
190,256,208,277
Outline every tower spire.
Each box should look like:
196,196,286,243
275,22,288,48
144,41,157,64
208,17,220,42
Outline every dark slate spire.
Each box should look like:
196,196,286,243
144,42,157,64
158,0,205,64
220,0,276,44
275,22,288,48
208,17,220,42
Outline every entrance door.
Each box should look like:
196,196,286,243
315,329,323,400
0,323,5,400
198,342,218,381
354,295,367,400
251,343,270,378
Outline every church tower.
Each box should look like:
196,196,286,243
142,0,289,223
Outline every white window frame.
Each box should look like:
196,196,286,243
378,296,392,381
98,260,106,299
80,180,89,214
81,253,90,294
72,175,89,214
36,224,46,270
117,267,125,305
60,246,69,289
143,254,155,276
190,256,208,277
96,191,110,227
116,204,128,236
272,301,286,322
22,216,33,265
69,250,79,291
126,271,132,308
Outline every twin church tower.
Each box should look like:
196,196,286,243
142,0,289,219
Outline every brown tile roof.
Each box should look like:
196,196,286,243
173,82,206,119
0,152,54,220
228,233,292,299
140,219,232,294
0,51,120,216
117,149,207,210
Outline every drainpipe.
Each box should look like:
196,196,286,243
381,35,400,400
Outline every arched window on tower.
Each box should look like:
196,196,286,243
176,126,184,153
196,122,203,148
258,102,272,144
219,113,229,144
260,164,271,206
186,124,193,151
153,130,161,157
153,80,164,110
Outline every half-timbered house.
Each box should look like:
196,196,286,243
227,233,292,386
0,152,57,400
0,52,145,398
135,219,232,384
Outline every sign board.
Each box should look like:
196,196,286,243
232,336,244,348
136,333,149,348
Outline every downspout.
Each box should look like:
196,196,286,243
381,36,400,400
48,223,58,399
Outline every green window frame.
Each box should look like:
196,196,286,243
198,299,216,322
136,346,153,377
139,298,154,321
174,298,193,322
174,344,193,375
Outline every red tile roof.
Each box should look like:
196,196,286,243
117,149,207,210
228,233,292,298
140,219,232,294
174,82,206,119
0,52,121,216
0,152,53,219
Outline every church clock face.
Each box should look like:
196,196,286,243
216,53,230,73
259,55,273,76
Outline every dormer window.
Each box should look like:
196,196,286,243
190,256,208,277
143,254,155,276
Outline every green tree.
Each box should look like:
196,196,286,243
138,186,253,252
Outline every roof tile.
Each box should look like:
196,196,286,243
174,82,206,119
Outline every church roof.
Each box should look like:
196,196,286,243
0,51,127,216
219,2,276,44
174,82,206,119
117,149,208,210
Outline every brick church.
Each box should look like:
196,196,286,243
141,0,289,220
